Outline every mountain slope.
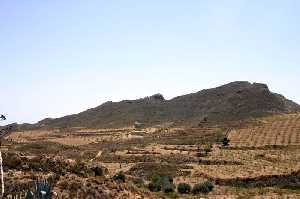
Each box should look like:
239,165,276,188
36,81,300,128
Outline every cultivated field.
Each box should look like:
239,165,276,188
2,113,300,198
228,113,300,147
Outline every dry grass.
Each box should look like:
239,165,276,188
191,147,300,179
3,113,300,198
228,113,300,147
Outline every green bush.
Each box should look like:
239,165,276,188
148,175,175,193
203,181,214,192
192,181,214,194
161,176,175,193
148,182,161,192
148,175,162,192
192,183,209,194
72,160,85,176
222,137,230,146
177,183,191,194
113,171,126,182
166,176,174,183
133,177,144,188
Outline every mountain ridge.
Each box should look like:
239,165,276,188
29,81,300,129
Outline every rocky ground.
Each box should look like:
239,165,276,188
2,113,300,198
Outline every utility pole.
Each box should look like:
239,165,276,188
0,115,6,196
0,115,15,197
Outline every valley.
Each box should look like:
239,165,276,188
2,112,300,198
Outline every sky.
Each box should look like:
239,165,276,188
0,0,300,125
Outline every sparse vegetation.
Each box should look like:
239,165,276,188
25,82,300,129
222,137,230,146
72,160,86,176
113,171,126,182
161,176,175,193
192,181,214,194
228,113,300,147
2,111,300,198
148,175,175,193
177,183,191,194
148,175,162,192
204,144,213,154
133,177,144,188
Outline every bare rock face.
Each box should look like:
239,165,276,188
149,93,165,101
32,81,300,128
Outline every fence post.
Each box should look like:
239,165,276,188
0,144,4,196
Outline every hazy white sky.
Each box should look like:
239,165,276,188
0,0,299,124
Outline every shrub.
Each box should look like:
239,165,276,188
222,138,230,146
71,160,85,176
148,182,161,192
192,181,214,194
203,144,212,154
165,176,173,183
113,171,126,182
192,183,209,194
161,176,175,193
148,175,162,192
177,183,191,194
203,181,214,192
94,167,103,176
88,163,108,177
133,177,144,188
3,152,22,170
148,175,175,193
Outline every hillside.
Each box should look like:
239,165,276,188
34,81,300,129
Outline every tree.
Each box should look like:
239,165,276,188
0,115,6,121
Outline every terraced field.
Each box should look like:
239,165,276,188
3,113,300,198
228,113,300,147
192,148,300,179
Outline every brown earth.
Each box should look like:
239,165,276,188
21,81,300,129
2,112,300,198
